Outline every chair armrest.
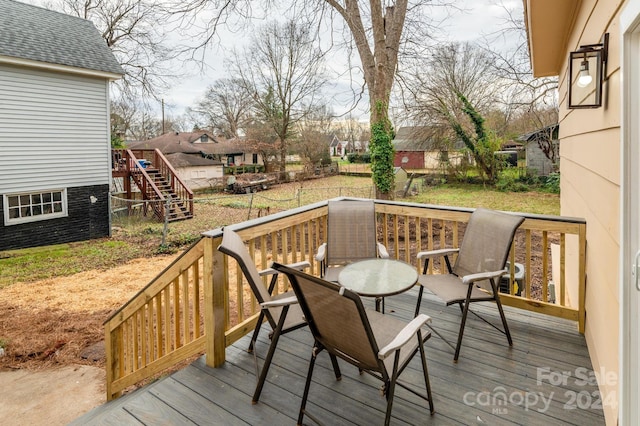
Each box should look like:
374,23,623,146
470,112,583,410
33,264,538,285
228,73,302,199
378,314,432,359
461,269,507,285
260,296,298,309
416,248,459,260
315,243,327,262
377,243,390,259
260,260,310,276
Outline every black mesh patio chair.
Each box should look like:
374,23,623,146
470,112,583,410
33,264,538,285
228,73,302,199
218,228,340,403
414,208,524,362
273,262,435,426
315,199,389,282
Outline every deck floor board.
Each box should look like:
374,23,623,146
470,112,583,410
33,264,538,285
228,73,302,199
72,293,606,426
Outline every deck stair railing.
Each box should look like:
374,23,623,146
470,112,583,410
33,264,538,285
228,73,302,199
111,149,194,221
104,198,587,401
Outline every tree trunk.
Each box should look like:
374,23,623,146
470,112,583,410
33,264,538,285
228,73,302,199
331,0,408,195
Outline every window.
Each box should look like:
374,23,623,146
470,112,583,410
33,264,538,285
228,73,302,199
200,134,209,143
3,189,67,225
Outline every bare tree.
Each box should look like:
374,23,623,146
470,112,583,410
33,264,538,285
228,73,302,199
481,2,558,123
188,78,253,138
403,42,505,181
244,120,281,172
169,0,452,195
231,19,328,173
332,117,369,155
294,105,334,171
405,42,498,123
55,0,180,100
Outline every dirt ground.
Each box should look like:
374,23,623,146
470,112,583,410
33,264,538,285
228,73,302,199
0,255,179,424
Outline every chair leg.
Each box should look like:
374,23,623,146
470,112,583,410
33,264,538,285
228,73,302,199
414,285,424,318
494,295,513,346
329,354,342,380
454,301,470,362
252,306,288,404
384,352,401,426
418,333,435,414
248,311,265,354
454,287,475,362
298,346,319,426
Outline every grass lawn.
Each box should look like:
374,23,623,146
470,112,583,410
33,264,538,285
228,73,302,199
0,175,559,287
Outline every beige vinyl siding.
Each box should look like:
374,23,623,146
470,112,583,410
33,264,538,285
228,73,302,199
554,1,622,423
0,63,110,193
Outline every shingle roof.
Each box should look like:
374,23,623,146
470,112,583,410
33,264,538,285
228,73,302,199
0,0,123,76
128,132,209,154
165,153,223,167
393,126,464,151
128,131,255,156
517,124,559,142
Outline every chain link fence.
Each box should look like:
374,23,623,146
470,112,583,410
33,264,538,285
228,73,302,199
110,185,377,246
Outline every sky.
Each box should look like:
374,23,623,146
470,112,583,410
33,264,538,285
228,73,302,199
159,0,524,122
27,0,524,123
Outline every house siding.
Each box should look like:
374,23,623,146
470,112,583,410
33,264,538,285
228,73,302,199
555,1,621,424
394,151,424,168
0,63,110,193
176,165,224,191
0,184,110,250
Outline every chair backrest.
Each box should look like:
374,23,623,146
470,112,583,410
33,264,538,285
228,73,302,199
218,228,271,304
453,208,525,279
326,199,379,265
273,263,381,371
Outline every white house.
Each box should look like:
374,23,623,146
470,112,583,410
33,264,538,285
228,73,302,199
164,153,224,191
0,0,123,250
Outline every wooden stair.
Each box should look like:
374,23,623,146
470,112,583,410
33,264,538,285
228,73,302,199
145,168,193,221
112,149,194,222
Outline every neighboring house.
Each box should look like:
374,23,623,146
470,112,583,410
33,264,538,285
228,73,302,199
517,124,559,176
164,153,224,191
330,137,367,157
328,135,345,157
525,1,640,423
129,131,262,167
392,126,465,169
0,0,123,250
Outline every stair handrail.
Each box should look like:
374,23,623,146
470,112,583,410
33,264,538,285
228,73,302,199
153,149,194,218
126,149,166,220
154,149,194,197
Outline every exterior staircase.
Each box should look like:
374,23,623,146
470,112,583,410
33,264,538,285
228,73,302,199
145,168,193,221
112,148,194,222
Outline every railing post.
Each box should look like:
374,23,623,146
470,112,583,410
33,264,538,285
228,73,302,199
105,325,121,401
205,235,226,367
578,223,587,334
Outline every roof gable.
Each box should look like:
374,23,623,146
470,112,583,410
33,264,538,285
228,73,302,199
393,126,463,151
0,0,123,76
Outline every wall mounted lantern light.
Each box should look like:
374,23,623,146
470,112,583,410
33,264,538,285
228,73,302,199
568,33,609,109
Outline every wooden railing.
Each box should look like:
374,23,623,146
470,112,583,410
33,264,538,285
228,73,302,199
111,148,194,220
104,198,586,400
153,150,194,216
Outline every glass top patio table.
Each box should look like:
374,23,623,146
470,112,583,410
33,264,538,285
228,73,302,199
338,259,418,311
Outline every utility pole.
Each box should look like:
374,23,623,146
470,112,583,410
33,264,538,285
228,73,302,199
161,98,165,134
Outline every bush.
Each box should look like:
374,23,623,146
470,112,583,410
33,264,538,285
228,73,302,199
544,172,560,193
495,176,530,192
346,153,371,164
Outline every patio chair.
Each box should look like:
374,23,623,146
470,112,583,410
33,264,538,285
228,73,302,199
414,208,524,362
315,199,389,282
218,228,340,403
272,262,434,426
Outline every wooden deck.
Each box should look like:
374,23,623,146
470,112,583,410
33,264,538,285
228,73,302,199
72,290,605,425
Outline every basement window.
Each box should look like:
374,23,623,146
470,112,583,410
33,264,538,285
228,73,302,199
3,189,68,225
